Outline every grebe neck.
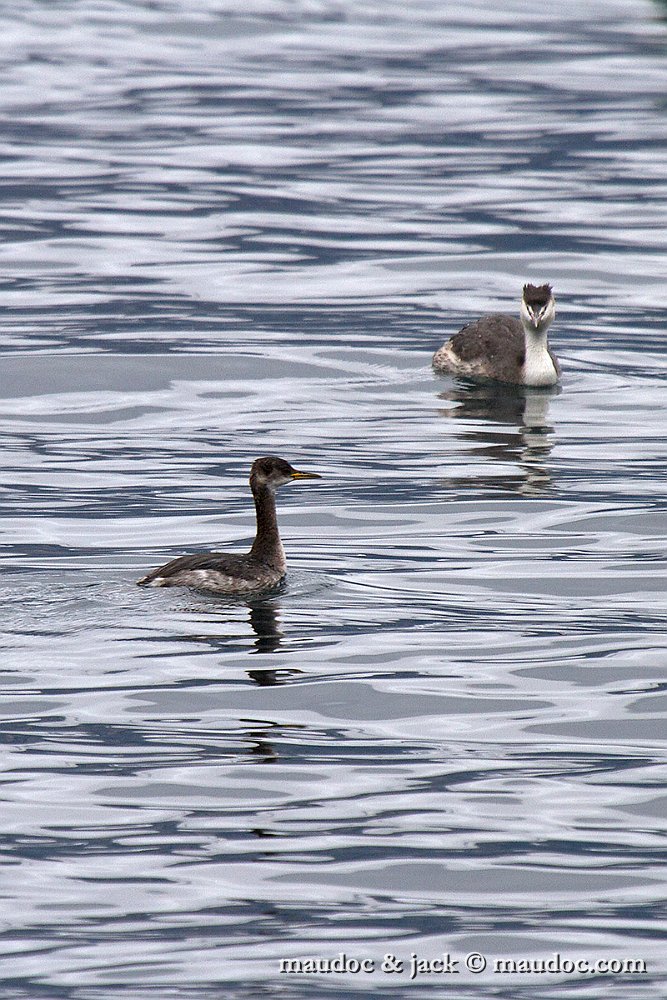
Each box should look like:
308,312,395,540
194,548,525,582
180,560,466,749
249,485,286,572
521,323,558,387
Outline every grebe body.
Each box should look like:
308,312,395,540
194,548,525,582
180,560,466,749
433,284,559,386
137,456,321,595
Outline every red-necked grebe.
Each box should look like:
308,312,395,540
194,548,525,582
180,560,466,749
432,284,559,386
137,456,321,594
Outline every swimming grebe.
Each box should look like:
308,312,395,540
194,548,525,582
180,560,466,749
137,456,321,594
432,284,559,386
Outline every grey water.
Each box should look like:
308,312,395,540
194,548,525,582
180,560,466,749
0,1,666,997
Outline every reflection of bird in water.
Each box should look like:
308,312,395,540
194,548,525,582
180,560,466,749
246,602,292,685
433,284,559,386
137,456,321,594
159,599,298,684
248,602,284,655
437,382,556,496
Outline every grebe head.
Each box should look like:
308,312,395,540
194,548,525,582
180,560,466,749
520,284,555,333
249,456,322,493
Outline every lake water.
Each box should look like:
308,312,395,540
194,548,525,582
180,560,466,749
0,1,666,997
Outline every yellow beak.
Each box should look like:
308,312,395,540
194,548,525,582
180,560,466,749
290,470,322,480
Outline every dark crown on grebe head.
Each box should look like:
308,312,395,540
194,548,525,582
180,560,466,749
520,284,555,332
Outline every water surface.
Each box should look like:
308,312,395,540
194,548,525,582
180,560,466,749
0,1,666,997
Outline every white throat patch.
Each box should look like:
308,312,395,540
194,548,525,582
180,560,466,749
522,330,558,387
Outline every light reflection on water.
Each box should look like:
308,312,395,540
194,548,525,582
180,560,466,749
0,1,666,997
